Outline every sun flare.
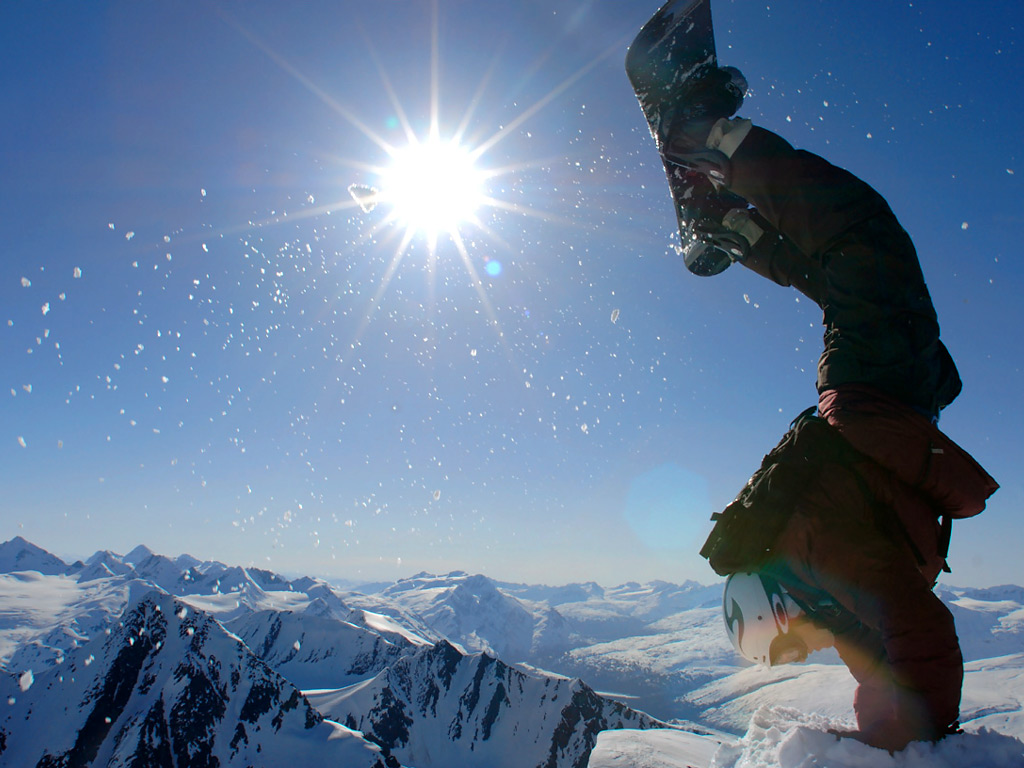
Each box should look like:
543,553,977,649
380,137,487,240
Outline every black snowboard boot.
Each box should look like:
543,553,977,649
658,66,748,183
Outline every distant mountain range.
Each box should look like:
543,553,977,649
1,535,1022,767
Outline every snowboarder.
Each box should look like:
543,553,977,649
630,26,999,754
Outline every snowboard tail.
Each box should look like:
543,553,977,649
626,0,741,277
625,0,717,142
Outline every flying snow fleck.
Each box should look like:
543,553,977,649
961,222,969,230
611,308,620,324
125,231,135,241
17,437,26,448
293,640,301,652
20,277,31,288
73,266,82,278
18,671,33,692
41,303,50,316
348,183,380,213
433,489,441,501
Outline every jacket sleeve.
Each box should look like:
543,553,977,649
776,465,963,750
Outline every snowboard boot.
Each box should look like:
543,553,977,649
673,169,761,276
658,65,750,184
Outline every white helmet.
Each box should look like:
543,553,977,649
722,572,806,666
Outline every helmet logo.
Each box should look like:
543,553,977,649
771,592,789,633
725,597,744,647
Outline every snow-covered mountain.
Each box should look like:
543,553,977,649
230,607,424,690
1,536,1023,767
354,571,572,662
0,589,397,767
0,535,66,576
308,640,665,768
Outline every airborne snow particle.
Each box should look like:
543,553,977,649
581,424,589,434
348,183,379,213
73,266,82,278
293,640,301,651
41,303,50,316
433,489,441,501
610,308,620,324
18,670,33,692
125,231,135,241
17,437,26,448
961,222,969,230
20,277,31,288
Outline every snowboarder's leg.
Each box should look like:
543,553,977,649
666,104,960,413
775,467,963,750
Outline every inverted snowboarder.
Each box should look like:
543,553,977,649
627,0,999,752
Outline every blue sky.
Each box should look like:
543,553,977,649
2,0,1021,587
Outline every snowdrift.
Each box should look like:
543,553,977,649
592,707,1024,768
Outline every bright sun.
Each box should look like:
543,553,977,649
380,137,487,240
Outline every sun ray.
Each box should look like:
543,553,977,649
353,22,420,148
471,32,633,160
430,0,441,140
216,8,396,156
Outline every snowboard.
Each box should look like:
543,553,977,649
625,0,746,277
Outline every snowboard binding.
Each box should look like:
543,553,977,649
672,169,752,276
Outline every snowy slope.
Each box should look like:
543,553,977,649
230,606,419,690
0,570,149,672
0,590,398,767
590,728,732,768
308,639,666,768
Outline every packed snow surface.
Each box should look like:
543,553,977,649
593,708,1024,768
710,707,1024,768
